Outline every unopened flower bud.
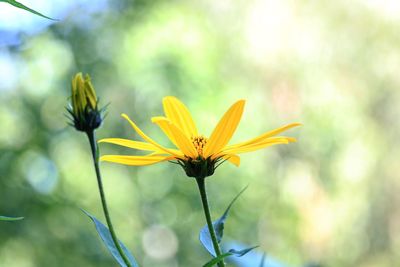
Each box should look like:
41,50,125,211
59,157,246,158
67,72,105,132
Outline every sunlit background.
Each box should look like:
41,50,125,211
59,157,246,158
1,0,400,266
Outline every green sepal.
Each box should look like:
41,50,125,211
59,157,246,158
82,210,139,267
203,246,258,267
0,0,57,20
199,185,248,256
0,215,24,221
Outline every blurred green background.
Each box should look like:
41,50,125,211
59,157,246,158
1,0,399,266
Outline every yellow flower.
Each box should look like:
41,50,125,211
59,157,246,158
99,97,300,178
67,72,104,132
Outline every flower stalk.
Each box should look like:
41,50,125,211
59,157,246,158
196,177,225,267
87,130,132,267
67,72,132,266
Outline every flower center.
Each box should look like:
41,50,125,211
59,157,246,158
191,135,207,157
179,136,217,178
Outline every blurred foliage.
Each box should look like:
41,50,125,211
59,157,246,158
1,0,400,266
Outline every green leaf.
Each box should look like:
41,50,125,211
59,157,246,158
203,246,258,267
82,210,139,267
0,215,24,221
0,0,57,20
203,252,232,267
224,241,289,267
199,185,248,256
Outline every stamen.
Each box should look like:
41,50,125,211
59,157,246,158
191,135,208,157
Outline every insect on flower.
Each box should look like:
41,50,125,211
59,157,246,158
99,97,301,178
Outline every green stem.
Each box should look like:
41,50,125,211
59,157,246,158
87,131,132,267
196,177,225,267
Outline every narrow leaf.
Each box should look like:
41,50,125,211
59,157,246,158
82,210,139,267
0,215,24,221
1,0,57,20
224,241,288,267
203,252,232,267
202,246,258,267
228,246,259,257
199,185,248,256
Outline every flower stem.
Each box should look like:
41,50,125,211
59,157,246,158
86,130,132,267
195,177,225,267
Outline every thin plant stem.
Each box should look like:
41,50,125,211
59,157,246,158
196,177,225,267
87,130,132,267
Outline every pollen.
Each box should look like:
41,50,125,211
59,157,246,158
191,135,208,157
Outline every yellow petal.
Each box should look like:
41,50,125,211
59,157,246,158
98,138,163,152
223,137,296,154
152,117,198,158
72,73,83,95
71,73,83,115
163,96,198,138
223,154,240,167
203,100,245,158
84,74,97,109
224,123,301,150
100,155,172,166
151,116,178,147
76,74,87,112
121,114,183,158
